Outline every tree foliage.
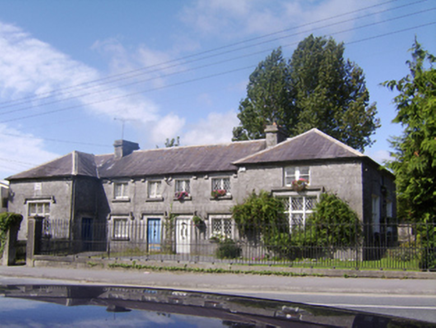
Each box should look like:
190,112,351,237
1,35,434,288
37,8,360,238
304,193,361,250
0,212,23,256
383,40,436,223
232,48,291,141
233,35,379,151
232,190,291,257
383,40,435,270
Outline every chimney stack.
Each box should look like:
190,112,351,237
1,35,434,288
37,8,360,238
265,123,287,148
114,140,139,159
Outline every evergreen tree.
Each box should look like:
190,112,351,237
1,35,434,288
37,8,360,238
233,35,380,152
383,40,436,223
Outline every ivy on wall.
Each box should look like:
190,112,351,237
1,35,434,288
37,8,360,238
0,212,23,255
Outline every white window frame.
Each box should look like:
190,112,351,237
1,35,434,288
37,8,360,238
114,182,129,200
287,195,317,227
113,217,129,239
284,166,310,187
175,179,190,195
211,177,231,195
28,201,51,236
148,181,162,199
209,215,234,240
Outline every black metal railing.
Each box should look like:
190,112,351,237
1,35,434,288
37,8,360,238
32,219,435,271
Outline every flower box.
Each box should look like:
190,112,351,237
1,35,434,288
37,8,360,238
175,191,189,200
291,179,308,191
211,189,227,198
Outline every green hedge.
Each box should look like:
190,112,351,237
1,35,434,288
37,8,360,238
0,212,23,255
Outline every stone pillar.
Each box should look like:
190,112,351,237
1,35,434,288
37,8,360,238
26,216,44,266
2,222,20,266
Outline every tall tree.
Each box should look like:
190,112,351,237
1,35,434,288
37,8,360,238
383,40,436,223
232,48,292,141
233,35,380,152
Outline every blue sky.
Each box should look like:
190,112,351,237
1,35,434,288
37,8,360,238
0,0,435,180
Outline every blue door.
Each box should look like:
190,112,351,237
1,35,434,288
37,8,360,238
147,218,161,251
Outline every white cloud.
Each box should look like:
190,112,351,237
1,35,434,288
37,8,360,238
183,110,238,145
0,124,60,179
150,114,186,145
366,149,393,165
180,0,385,41
0,21,161,125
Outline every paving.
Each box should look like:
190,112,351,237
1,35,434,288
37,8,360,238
0,264,435,296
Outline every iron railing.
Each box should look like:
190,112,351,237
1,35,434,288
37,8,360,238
33,219,435,271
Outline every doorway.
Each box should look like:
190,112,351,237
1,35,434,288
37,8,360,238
147,218,161,251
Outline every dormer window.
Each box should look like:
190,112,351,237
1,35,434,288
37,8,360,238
284,166,310,187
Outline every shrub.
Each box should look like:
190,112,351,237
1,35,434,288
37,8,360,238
232,190,289,256
0,212,23,256
215,239,241,259
387,241,420,262
305,193,361,257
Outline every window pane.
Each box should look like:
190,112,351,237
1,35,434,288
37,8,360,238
212,219,222,235
175,180,190,193
285,167,295,177
212,178,230,193
29,203,36,215
223,219,232,238
211,218,232,239
291,214,304,226
223,178,230,193
115,183,127,198
212,179,220,191
114,219,128,238
149,181,161,198
300,167,309,175
305,197,317,210
291,197,304,211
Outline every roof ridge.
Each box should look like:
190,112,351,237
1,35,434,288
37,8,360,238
96,139,266,156
233,128,364,165
310,128,364,157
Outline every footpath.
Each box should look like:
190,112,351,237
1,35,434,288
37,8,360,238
0,264,435,296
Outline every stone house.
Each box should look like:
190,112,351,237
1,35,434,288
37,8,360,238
6,126,396,256
0,180,9,213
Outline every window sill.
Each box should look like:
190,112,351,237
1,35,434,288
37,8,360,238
273,186,322,192
111,237,130,241
210,195,232,201
146,197,164,202
112,198,131,203
174,196,192,201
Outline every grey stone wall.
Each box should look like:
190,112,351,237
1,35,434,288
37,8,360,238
8,179,74,240
238,160,364,220
102,172,239,222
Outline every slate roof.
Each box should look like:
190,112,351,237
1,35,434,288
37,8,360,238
7,152,98,180
7,129,369,181
7,140,266,180
97,140,266,178
234,128,364,165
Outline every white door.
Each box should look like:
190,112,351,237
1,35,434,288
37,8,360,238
176,217,191,254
